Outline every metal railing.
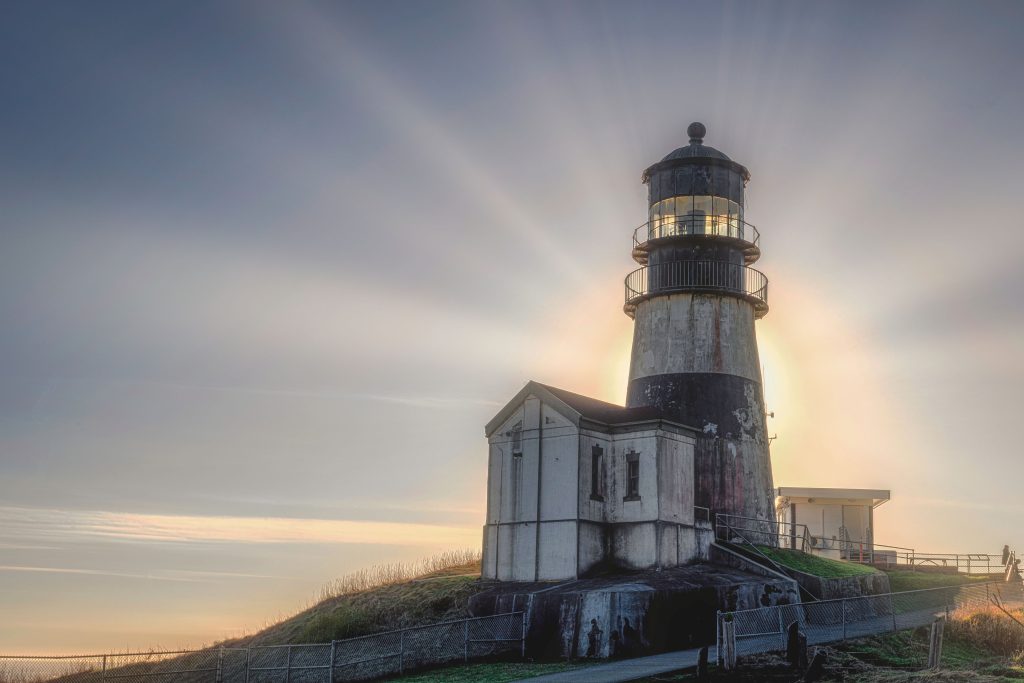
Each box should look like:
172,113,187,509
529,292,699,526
717,580,1024,661
632,216,761,264
843,548,1010,575
0,613,525,683
623,260,768,319
715,513,811,552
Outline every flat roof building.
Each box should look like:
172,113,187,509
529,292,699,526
776,487,890,561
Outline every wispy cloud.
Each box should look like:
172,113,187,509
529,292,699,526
0,506,480,547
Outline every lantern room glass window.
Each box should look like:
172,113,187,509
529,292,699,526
649,195,744,241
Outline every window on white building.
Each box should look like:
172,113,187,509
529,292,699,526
624,452,641,501
590,444,605,501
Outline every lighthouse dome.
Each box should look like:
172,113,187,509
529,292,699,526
660,122,732,161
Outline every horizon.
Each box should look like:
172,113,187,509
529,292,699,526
2,0,1024,654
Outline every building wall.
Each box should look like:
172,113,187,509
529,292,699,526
628,293,761,384
788,500,874,545
483,395,581,581
483,394,702,581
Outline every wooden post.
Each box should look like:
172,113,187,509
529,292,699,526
927,616,945,669
721,619,737,671
216,647,224,683
328,641,336,683
463,619,470,662
715,611,722,667
697,646,708,681
399,631,405,674
786,621,801,666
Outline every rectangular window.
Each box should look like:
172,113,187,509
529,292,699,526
511,421,522,455
511,453,523,518
590,444,604,501
624,452,641,501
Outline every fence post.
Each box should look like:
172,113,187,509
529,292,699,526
927,616,945,669
841,599,847,640
520,611,527,659
101,655,107,682
463,619,470,662
399,631,405,674
777,607,785,650
329,640,336,683
715,611,722,666
244,647,250,683
216,647,224,683
285,645,292,683
721,619,736,671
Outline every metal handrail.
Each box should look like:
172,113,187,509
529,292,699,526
624,260,769,319
714,513,811,551
632,216,760,251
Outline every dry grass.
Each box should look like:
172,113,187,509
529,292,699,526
946,605,1024,656
219,549,484,646
317,549,481,602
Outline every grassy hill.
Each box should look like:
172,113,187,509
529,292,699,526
221,550,485,646
754,546,881,578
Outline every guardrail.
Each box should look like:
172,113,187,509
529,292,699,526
624,260,768,319
714,513,812,552
631,216,761,264
0,613,526,683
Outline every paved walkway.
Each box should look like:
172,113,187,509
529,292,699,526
511,646,716,683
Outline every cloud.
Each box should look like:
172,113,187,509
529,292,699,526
0,505,480,548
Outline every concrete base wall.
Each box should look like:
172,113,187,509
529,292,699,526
469,564,800,660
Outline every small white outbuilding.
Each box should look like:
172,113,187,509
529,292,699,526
775,487,890,560
481,381,712,582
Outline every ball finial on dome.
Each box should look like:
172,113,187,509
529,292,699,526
687,122,706,144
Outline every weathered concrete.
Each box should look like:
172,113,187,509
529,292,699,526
627,294,762,383
469,564,799,660
796,570,891,601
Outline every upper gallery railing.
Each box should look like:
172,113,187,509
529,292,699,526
632,215,761,264
624,260,769,318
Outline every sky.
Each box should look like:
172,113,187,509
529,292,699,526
1,0,1023,654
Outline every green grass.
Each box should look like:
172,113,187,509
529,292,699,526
382,661,583,682
754,546,881,578
882,570,991,593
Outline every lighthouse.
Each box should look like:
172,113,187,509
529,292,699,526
480,124,777,581
625,122,775,526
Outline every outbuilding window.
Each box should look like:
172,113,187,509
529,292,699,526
511,421,523,455
590,444,605,501
624,452,641,502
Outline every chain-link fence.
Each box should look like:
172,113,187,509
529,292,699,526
0,612,525,683
718,581,1024,659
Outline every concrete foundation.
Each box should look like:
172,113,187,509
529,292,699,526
468,562,799,660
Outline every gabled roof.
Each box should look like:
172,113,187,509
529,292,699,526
484,380,691,437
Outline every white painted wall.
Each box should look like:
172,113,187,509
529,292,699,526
629,293,761,383
482,392,702,580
